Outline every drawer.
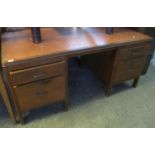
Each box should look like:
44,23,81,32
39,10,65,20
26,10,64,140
13,76,65,112
10,61,66,85
116,56,147,71
114,57,147,84
117,44,151,60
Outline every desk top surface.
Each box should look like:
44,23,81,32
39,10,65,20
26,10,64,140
1,27,152,66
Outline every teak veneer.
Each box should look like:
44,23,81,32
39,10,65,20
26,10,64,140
1,27,154,124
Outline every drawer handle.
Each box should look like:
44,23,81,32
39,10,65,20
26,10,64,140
33,74,44,79
39,79,51,85
132,51,140,56
127,61,133,69
36,90,48,96
33,70,47,79
127,68,133,72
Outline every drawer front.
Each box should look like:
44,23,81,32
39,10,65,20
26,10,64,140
114,57,147,84
14,76,65,112
117,44,151,60
10,61,66,85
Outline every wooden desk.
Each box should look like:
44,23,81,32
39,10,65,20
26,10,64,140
0,72,16,122
1,28,154,123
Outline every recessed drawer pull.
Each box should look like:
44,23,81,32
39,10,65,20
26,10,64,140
39,79,52,85
127,69,133,72
33,70,47,79
33,74,44,78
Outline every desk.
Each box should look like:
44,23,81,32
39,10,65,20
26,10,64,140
1,28,154,123
0,72,16,122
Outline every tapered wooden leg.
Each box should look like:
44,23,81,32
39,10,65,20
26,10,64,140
132,77,139,88
64,99,68,111
20,115,25,124
105,84,112,97
64,58,69,111
15,112,25,124
0,73,16,123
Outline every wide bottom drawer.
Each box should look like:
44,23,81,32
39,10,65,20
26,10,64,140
14,76,65,112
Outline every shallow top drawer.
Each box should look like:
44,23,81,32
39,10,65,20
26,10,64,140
10,61,66,85
116,44,151,60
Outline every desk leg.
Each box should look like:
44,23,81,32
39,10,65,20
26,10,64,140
0,73,16,123
105,83,112,97
132,77,139,88
64,58,69,111
64,99,68,111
